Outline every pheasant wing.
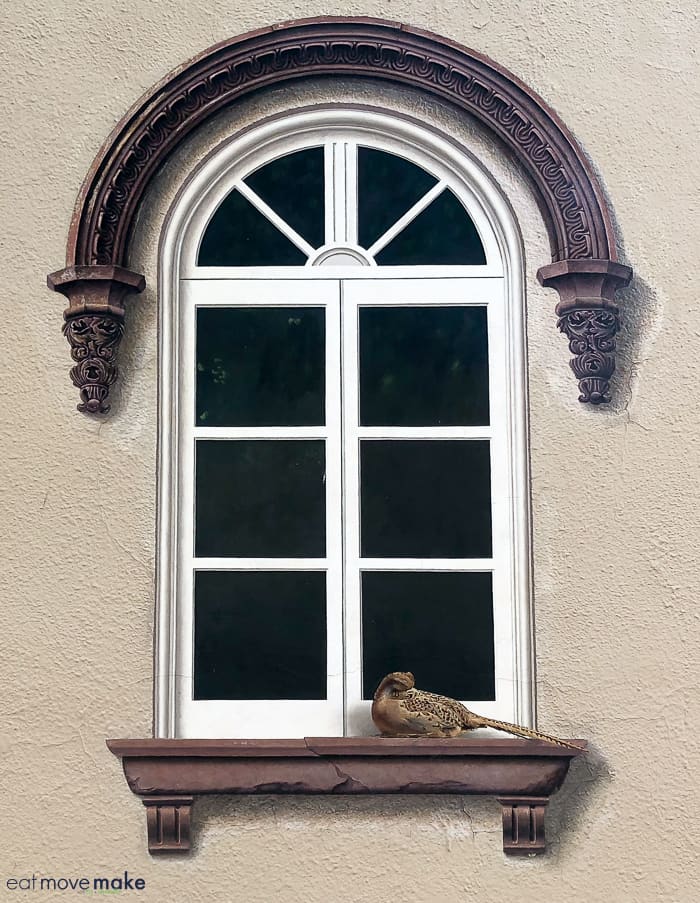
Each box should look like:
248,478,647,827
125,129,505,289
402,688,471,734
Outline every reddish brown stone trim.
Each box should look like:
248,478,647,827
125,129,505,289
142,796,193,854
64,17,615,267
47,266,145,413
48,17,632,409
497,796,549,854
538,259,632,404
108,737,586,855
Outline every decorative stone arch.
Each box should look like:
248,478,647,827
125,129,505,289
48,16,631,413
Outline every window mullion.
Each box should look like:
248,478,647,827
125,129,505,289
325,280,345,728
359,558,494,571
193,426,328,439
236,180,315,257
357,426,493,440
341,279,363,735
367,181,446,257
345,141,358,246
325,140,358,246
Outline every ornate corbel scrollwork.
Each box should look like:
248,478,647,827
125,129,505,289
538,260,632,404
47,266,145,414
62,313,124,413
557,305,620,404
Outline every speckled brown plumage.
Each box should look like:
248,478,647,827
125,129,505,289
371,672,580,750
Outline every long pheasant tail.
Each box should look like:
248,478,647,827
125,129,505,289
473,716,583,751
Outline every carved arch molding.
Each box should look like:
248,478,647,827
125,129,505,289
48,16,631,413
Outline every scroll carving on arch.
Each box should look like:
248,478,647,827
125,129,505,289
47,16,631,412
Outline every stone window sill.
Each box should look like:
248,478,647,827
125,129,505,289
107,736,586,855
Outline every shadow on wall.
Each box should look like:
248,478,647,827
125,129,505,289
545,742,612,858
572,162,661,417
594,272,661,417
166,767,606,861
187,792,502,858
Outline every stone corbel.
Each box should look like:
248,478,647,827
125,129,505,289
497,796,549,854
538,259,632,404
47,266,145,414
142,796,193,854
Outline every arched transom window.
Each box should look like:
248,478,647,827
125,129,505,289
197,141,487,268
161,110,530,738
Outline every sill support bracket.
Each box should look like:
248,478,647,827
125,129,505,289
108,737,586,856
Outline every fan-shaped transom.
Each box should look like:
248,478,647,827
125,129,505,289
197,143,488,269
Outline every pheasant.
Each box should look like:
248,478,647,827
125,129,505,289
371,671,581,750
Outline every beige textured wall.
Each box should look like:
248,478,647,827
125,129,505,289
2,2,699,901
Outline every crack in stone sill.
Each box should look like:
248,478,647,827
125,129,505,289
327,761,371,793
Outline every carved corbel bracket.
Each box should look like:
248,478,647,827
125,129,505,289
47,266,145,414
538,259,632,404
142,796,193,854
497,796,549,854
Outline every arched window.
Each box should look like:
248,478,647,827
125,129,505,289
48,19,630,851
159,109,530,738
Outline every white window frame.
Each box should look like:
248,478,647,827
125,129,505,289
156,108,533,738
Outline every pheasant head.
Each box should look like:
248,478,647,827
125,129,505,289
373,671,415,700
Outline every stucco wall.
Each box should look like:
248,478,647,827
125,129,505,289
2,2,699,901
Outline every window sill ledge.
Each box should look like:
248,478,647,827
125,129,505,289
107,737,586,855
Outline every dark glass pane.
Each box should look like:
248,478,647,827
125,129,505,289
375,188,486,265
196,440,326,557
196,307,325,427
245,148,325,249
361,571,494,700
360,440,492,558
197,188,307,266
194,570,326,699
358,148,437,249
360,306,489,426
